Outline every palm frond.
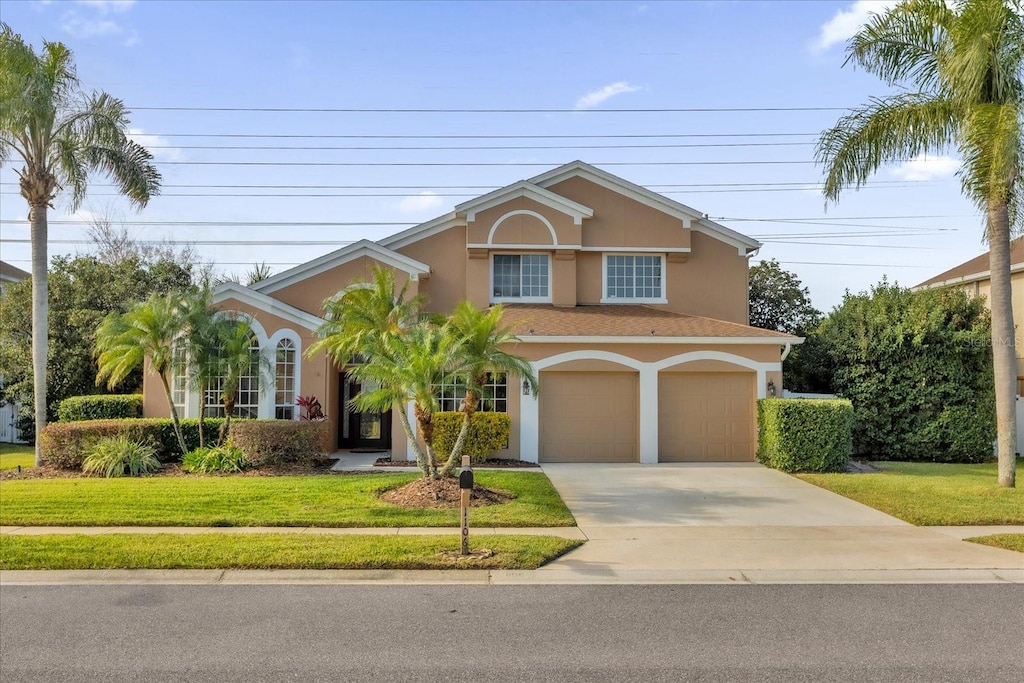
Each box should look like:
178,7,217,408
847,0,955,89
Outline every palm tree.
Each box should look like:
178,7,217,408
95,292,190,455
439,301,538,477
0,25,161,466
816,0,1022,487
348,323,461,479
200,314,271,445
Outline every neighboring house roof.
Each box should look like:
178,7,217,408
501,304,800,344
249,239,431,295
0,260,30,283
213,281,326,331
914,237,1024,290
529,161,762,255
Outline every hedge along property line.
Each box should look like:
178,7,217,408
228,420,332,467
757,398,853,473
57,394,143,422
431,412,512,462
40,418,227,469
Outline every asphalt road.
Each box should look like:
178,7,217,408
1,584,1021,682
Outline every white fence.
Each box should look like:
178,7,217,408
0,401,25,443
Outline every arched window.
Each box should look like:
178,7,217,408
275,338,297,419
204,331,261,419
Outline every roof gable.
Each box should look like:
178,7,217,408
914,237,1024,289
529,161,761,254
454,180,593,225
213,282,325,331
250,239,431,295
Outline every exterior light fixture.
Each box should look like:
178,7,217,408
767,379,777,397
522,379,531,396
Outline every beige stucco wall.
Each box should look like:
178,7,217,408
467,197,580,247
269,256,415,317
971,272,1024,380
396,225,467,315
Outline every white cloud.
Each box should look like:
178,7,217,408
60,14,123,38
128,128,184,162
574,81,643,110
59,0,137,43
890,154,959,181
74,0,136,13
397,192,444,213
812,1,897,52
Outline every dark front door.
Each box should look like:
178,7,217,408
339,372,392,450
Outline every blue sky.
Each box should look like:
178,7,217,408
0,0,989,311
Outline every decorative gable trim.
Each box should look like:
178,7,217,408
455,180,594,226
213,282,325,332
377,212,465,251
528,160,761,255
250,239,431,295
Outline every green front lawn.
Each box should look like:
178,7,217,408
965,534,1024,554
0,443,34,471
0,533,582,570
0,472,575,528
797,460,1024,526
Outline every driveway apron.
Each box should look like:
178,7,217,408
539,463,1024,577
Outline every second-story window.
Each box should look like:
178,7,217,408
492,254,550,302
605,254,665,302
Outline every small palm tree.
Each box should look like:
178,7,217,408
349,323,461,479
95,292,190,455
0,25,161,465
199,314,271,445
439,301,538,476
816,0,1022,487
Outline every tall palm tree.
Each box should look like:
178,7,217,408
439,301,538,477
95,292,190,455
349,323,461,479
0,25,161,465
816,0,1022,487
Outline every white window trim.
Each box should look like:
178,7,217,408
269,329,302,421
489,252,553,304
601,253,668,304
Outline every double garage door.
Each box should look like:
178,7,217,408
538,371,755,463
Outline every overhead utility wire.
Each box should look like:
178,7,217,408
0,181,924,190
147,132,820,139
146,160,817,167
130,105,850,113
138,141,815,151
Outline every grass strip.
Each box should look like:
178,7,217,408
796,461,1024,526
964,534,1024,554
0,533,583,571
0,472,576,528
0,443,34,471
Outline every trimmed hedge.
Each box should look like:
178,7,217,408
40,418,227,469
432,411,511,462
228,420,331,467
57,394,143,422
757,398,853,473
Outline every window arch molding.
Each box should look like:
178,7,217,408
268,328,302,420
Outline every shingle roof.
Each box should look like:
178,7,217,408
915,237,1024,289
500,304,797,340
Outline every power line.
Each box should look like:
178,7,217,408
753,260,931,269
146,160,817,167
0,180,926,190
0,220,413,227
130,105,850,113
145,132,821,139
138,141,816,151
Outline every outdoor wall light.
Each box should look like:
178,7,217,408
522,379,531,396
767,379,777,397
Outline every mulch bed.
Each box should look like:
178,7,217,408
373,457,539,469
378,477,516,509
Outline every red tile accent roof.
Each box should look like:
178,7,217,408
915,237,1024,289
500,304,796,339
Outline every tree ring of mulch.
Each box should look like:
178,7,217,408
439,548,495,561
379,477,516,509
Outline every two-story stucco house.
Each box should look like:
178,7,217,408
143,161,801,464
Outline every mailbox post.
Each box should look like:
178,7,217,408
458,455,473,556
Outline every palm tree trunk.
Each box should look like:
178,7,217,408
396,402,429,476
29,202,48,467
987,199,1017,488
158,372,188,456
219,398,233,446
441,389,478,477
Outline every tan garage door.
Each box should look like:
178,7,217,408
539,372,637,463
659,373,755,462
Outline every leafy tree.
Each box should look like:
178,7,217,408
0,252,195,438
815,0,1021,486
440,301,537,477
819,281,994,461
749,259,822,334
0,25,161,465
95,292,194,455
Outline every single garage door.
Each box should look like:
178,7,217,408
539,372,637,462
659,373,755,462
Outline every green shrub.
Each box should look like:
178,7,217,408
757,398,853,473
82,435,162,478
182,445,248,473
432,411,511,462
229,420,331,467
57,394,143,422
40,418,227,469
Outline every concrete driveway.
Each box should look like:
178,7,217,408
537,463,1024,581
